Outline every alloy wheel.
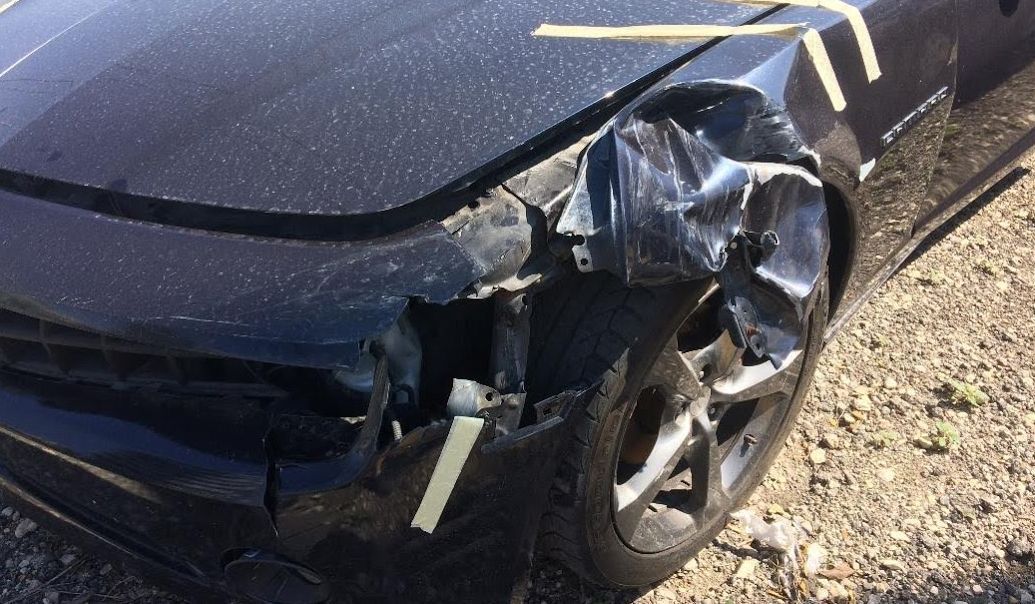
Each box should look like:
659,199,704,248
612,286,807,553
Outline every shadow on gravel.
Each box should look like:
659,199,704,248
922,566,1035,603
527,558,646,603
900,166,1031,271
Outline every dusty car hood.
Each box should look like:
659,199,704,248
0,0,766,216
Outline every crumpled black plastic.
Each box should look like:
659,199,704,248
558,83,830,365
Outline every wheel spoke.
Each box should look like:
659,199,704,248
613,407,692,540
686,411,729,521
709,351,804,404
646,336,707,400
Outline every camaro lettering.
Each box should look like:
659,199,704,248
881,86,950,148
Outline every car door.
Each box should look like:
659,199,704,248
917,0,1035,226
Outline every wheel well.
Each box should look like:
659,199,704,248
823,182,854,318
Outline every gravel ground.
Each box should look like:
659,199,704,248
0,154,1032,603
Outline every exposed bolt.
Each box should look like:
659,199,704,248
744,433,759,446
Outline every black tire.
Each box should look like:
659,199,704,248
527,270,828,588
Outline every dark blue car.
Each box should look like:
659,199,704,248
0,0,1031,601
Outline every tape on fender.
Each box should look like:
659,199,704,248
737,0,881,81
411,416,485,533
0,0,25,15
533,23,847,111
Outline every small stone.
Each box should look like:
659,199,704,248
827,581,850,600
876,468,896,482
99,563,112,576
853,396,873,413
889,531,909,541
809,448,828,465
43,592,60,604
1018,591,1033,604
821,432,843,450
654,587,678,603
59,553,77,567
734,558,759,579
13,518,36,538
819,562,854,580
880,559,906,572
0,507,13,518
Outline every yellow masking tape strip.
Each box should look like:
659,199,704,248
533,23,846,111
0,0,24,15
738,0,881,81
797,27,846,111
411,416,485,533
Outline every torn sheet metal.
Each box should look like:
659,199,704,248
720,164,829,361
441,188,546,297
410,416,486,533
503,135,594,226
557,82,829,364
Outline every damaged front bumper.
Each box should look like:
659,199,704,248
0,185,577,602
0,366,582,602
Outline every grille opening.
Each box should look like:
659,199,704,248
0,307,330,400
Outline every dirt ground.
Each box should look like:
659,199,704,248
0,153,1032,603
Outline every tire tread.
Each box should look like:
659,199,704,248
528,273,657,582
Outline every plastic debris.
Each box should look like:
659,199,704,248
803,542,828,578
732,509,845,601
731,508,805,599
732,509,803,554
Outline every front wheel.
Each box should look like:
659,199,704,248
528,270,828,587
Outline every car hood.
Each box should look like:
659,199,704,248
0,0,767,216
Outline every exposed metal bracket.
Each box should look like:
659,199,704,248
488,290,532,433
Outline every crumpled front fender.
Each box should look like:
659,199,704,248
557,81,829,365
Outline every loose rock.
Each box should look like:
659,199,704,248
13,518,36,539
